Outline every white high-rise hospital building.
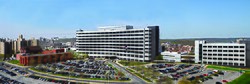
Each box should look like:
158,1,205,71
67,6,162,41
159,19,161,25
76,25,160,62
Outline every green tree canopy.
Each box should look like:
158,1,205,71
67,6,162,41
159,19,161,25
156,76,173,84
178,77,192,84
155,55,163,60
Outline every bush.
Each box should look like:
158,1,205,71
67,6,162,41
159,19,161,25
119,60,149,66
155,55,163,60
9,60,19,64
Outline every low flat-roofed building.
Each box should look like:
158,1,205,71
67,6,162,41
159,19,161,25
161,51,181,62
19,52,73,66
195,40,249,67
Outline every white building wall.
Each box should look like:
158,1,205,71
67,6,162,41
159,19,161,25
161,52,181,62
195,40,247,67
194,40,205,63
76,26,156,62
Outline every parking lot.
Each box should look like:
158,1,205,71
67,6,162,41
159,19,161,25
203,69,242,84
0,60,243,84
32,59,129,81
151,63,242,84
0,65,54,84
152,63,203,79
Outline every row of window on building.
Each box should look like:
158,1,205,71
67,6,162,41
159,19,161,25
203,53,245,56
203,57,245,61
77,38,146,40
77,44,149,46
203,46,245,48
77,30,150,34
203,62,245,66
77,49,150,54
77,34,151,37
77,41,147,43
203,50,245,52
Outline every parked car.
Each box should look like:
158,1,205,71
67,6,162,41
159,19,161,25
222,80,228,83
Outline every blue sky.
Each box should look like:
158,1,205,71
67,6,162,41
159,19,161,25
0,0,249,39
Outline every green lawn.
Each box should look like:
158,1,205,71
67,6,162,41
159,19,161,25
134,72,152,82
207,65,250,84
8,60,19,64
127,68,135,73
125,67,153,82
8,60,24,66
118,60,149,66
108,64,112,67
206,65,250,72
228,72,250,84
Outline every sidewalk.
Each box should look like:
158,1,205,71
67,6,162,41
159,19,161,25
3,62,31,69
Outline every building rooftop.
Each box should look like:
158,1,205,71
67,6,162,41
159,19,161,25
76,25,158,33
97,25,133,31
22,52,69,57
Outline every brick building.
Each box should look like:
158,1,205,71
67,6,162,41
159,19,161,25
19,49,72,66
42,49,64,54
20,46,42,54
19,52,73,66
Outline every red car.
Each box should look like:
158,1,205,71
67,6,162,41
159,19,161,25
222,80,228,82
203,74,208,76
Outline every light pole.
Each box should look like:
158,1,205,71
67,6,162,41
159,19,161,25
68,71,70,84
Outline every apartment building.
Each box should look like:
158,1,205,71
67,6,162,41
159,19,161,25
0,39,13,55
76,25,160,62
0,35,40,55
195,40,250,67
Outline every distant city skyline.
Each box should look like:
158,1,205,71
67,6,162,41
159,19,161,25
0,0,250,39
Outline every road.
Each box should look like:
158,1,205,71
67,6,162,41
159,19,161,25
108,60,147,84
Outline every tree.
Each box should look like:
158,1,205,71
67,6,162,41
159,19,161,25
191,77,202,84
68,50,89,60
68,50,79,59
155,55,163,60
188,52,195,55
124,61,129,66
156,76,173,84
152,69,160,79
50,66,56,72
178,77,192,84
80,73,85,78
117,71,124,77
0,54,4,61
83,54,89,59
